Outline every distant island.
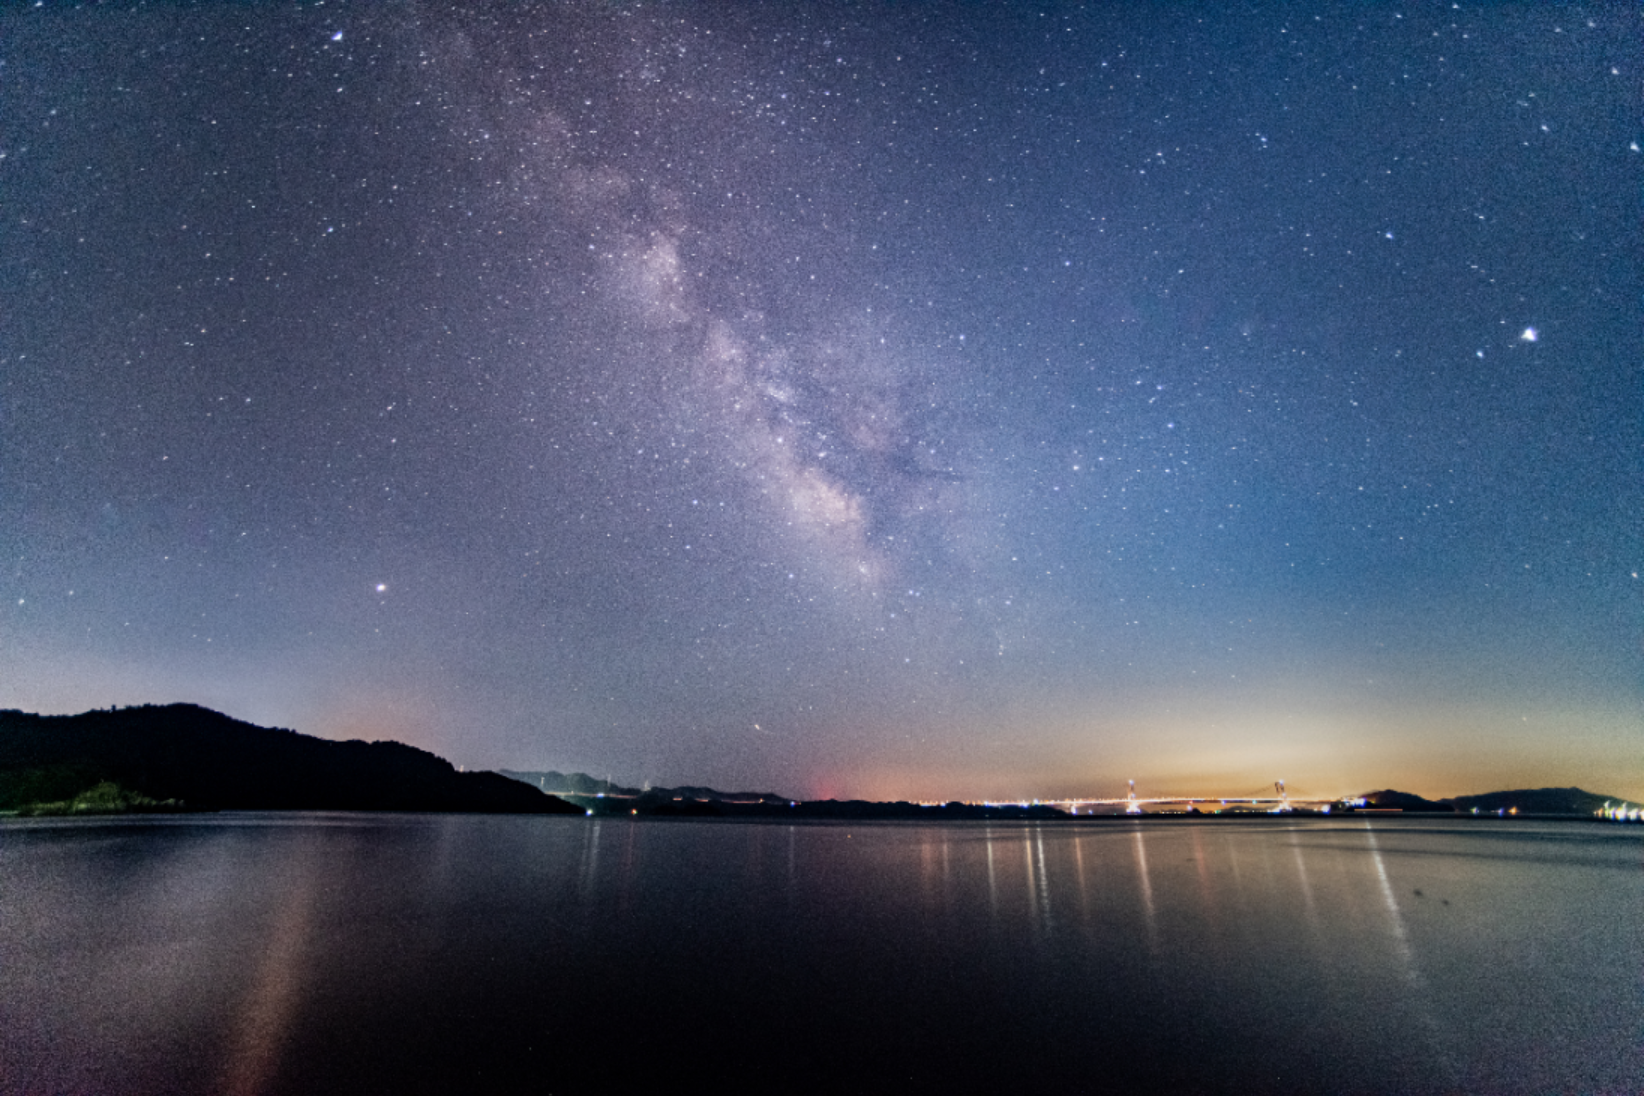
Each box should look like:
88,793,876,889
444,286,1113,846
1353,787,1640,818
498,770,1067,821
500,770,1642,822
1,705,1637,822
0,705,581,815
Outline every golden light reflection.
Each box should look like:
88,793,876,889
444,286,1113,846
221,836,321,1096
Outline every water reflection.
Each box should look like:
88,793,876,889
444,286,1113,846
1364,820,1417,974
1033,826,1052,935
787,824,796,887
1021,826,1051,937
1072,833,1089,921
1362,820,1458,1089
1287,827,1335,998
983,822,998,918
1130,824,1157,947
1289,831,1317,921
577,819,603,903
1,816,1638,1095
223,831,322,1096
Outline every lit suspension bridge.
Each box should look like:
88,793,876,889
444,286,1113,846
1012,781,1344,815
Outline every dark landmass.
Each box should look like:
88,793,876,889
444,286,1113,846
0,705,582,815
1351,786,1640,817
504,770,1640,822
4,710,1633,822
500,770,646,798
500,770,792,805
501,769,792,809
1445,786,1637,816
638,796,1067,821
500,771,1066,820
1358,789,1453,812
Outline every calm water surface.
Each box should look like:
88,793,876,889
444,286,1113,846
1,814,1639,1094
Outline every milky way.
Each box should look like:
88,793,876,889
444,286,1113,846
2,4,1638,800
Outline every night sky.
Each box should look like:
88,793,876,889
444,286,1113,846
3,3,1638,802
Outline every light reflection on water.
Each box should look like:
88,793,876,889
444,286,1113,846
221,827,320,1096
1131,824,1158,950
1,814,1639,1095
1361,820,1460,1091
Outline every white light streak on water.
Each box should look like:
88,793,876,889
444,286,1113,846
578,819,603,902
1363,822,1414,972
1363,820,1459,1088
1131,825,1157,948
1289,827,1336,992
984,823,998,919
1022,828,1037,926
1072,833,1089,921
1033,826,1053,935
1290,829,1320,926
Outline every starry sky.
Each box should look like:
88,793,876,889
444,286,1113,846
3,3,1638,803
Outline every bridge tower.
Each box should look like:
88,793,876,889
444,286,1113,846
1274,779,1291,813
1126,780,1142,815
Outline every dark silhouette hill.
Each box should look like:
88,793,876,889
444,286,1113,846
499,769,792,806
500,770,645,798
1447,787,1630,816
504,771,1639,822
1360,789,1453,812
499,770,1069,820
1357,786,1639,817
0,704,581,814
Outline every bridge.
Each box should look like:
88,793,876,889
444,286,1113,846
1021,781,1348,815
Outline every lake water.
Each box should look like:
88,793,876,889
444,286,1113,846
1,813,1638,1094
